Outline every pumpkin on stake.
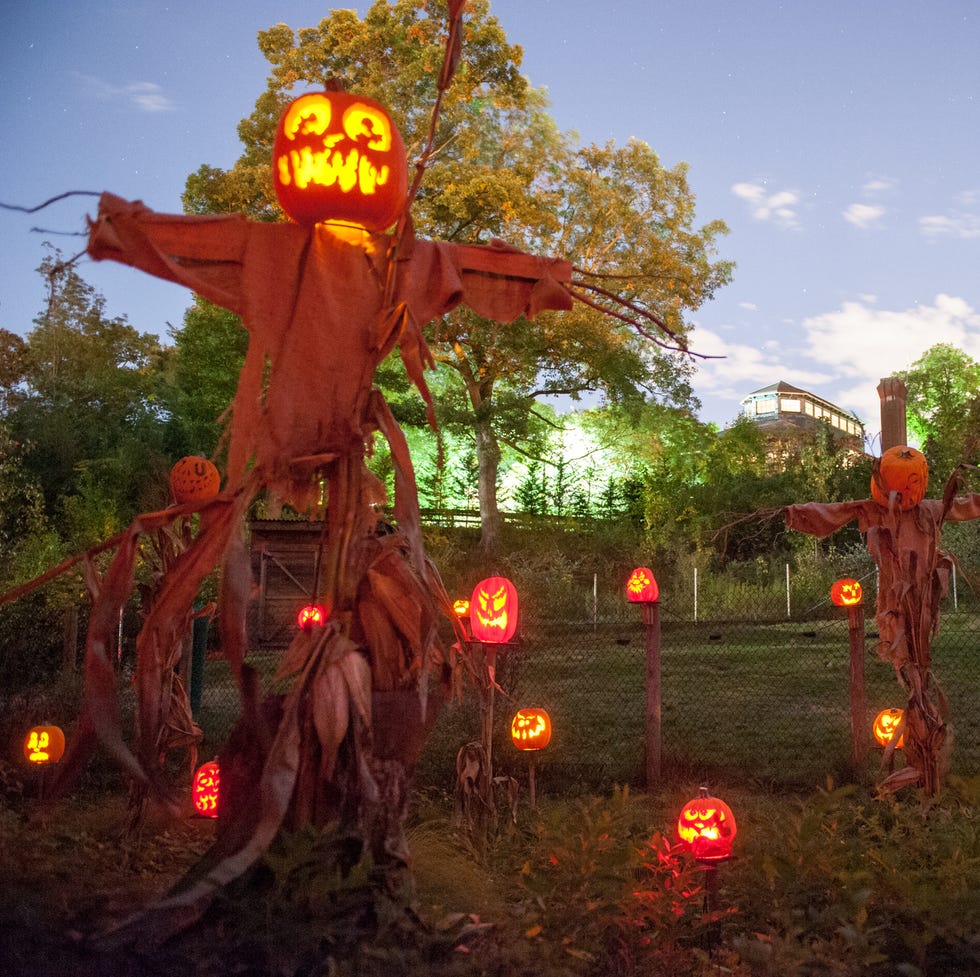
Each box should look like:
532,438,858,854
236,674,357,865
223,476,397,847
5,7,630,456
511,708,551,811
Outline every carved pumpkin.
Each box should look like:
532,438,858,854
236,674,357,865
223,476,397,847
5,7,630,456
273,90,408,231
625,567,659,603
676,788,737,862
873,707,905,749
170,456,221,504
511,708,552,751
453,599,470,618
870,445,929,510
297,603,327,631
24,725,65,765
830,577,863,606
192,759,220,818
470,576,519,644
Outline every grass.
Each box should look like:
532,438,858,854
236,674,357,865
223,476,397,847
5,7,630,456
2,776,978,976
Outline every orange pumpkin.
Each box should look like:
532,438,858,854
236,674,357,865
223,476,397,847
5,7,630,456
24,725,65,765
873,708,905,749
625,566,659,603
192,759,220,818
273,90,408,231
470,576,519,644
170,456,221,504
511,708,552,751
870,445,928,510
676,788,737,862
830,578,863,606
297,603,327,631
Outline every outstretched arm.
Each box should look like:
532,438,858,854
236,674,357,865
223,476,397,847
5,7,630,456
87,193,251,315
785,500,869,538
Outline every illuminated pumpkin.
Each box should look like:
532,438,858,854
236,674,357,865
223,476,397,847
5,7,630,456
470,576,518,644
453,599,470,618
272,90,408,231
676,788,737,862
192,759,220,818
170,456,221,504
511,708,552,751
870,445,929,510
625,567,659,603
873,707,905,749
830,577,863,606
297,603,327,631
24,725,65,765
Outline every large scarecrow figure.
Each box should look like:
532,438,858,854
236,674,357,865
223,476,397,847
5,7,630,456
5,8,694,942
786,446,980,796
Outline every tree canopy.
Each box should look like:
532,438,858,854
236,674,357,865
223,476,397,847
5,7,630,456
180,0,733,550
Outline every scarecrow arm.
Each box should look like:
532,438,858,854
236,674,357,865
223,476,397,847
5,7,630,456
785,500,869,538
408,240,573,325
946,492,980,521
87,192,250,315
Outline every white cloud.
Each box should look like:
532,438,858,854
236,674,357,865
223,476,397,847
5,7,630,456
76,73,175,112
689,326,833,404
800,294,980,426
843,203,885,229
738,301,758,312
919,212,980,239
731,182,800,228
862,176,898,195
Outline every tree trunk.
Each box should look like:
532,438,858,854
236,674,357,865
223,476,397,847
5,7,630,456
474,413,502,553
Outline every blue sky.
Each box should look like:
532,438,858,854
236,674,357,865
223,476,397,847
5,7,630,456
2,1,979,448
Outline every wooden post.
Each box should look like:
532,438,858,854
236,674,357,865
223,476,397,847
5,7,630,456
877,377,908,451
481,642,496,803
847,603,868,769
642,601,662,786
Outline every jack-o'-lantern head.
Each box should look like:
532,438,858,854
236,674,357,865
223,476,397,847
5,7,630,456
871,445,929,510
192,759,220,818
676,787,737,862
24,725,65,765
625,567,659,603
873,708,905,749
830,578,863,607
470,576,518,644
273,90,408,232
297,603,327,631
511,708,552,751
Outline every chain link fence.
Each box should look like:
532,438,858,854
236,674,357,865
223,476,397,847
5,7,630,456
184,572,980,796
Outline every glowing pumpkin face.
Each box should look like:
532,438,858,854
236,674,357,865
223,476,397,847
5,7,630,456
170,456,221,504
273,90,408,231
470,576,518,644
297,603,327,631
830,578,863,606
626,567,659,603
24,725,65,765
192,759,220,818
871,445,929,510
453,599,470,618
676,789,737,862
511,708,552,751
873,708,904,749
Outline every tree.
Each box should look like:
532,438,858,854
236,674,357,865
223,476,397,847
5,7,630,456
160,298,249,459
4,248,170,526
182,0,732,552
899,343,980,482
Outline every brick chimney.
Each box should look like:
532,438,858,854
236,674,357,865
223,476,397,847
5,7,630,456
877,377,908,451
